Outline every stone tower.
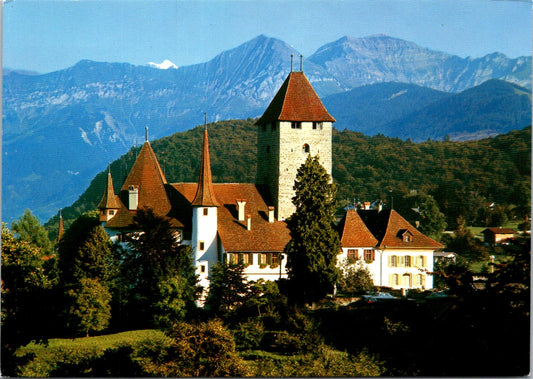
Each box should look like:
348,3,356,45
256,70,335,221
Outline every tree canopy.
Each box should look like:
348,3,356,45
122,208,198,328
284,155,341,304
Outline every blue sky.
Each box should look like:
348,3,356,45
3,0,532,73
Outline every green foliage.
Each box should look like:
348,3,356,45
243,346,384,377
393,192,447,239
141,320,250,377
47,121,530,235
121,208,198,328
11,209,53,253
285,155,341,304
444,216,490,262
204,262,251,315
57,211,117,286
14,329,170,377
1,224,56,375
338,259,376,295
65,278,112,337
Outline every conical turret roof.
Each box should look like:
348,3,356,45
98,171,122,210
120,141,171,214
257,71,335,124
192,128,220,207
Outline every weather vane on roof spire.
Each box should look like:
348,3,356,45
145,126,149,142
204,112,207,130
300,54,303,72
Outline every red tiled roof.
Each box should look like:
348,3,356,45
257,71,335,124
340,209,378,247
191,129,220,207
97,172,122,210
120,141,171,215
483,227,516,235
172,182,290,252
359,209,443,249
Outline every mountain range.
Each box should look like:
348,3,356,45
2,34,531,223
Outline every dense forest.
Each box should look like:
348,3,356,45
45,119,530,237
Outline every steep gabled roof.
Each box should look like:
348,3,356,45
359,209,443,249
172,183,290,252
340,209,378,247
191,128,220,207
256,71,335,124
120,141,171,215
97,171,121,210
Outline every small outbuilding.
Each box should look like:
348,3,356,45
482,227,516,245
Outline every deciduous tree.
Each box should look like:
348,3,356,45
11,209,52,254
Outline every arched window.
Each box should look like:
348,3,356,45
302,143,310,153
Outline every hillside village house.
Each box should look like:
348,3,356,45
482,227,516,245
97,68,443,297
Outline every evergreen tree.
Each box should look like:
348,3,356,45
284,155,341,304
204,262,251,315
57,211,118,335
57,211,117,287
123,208,198,328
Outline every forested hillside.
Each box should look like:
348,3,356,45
45,119,531,236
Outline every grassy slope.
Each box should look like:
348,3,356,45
14,329,169,377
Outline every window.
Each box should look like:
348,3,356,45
203,208,209,216
364,249,374,262
415,274,424,286
302,144,310,153
291,121,302,129
391,274,399,286
260,253,267,265
238,253,251,265
403,273,412,287
347,249,358,261
418,255,426,267
271,253,280,266
199,241,205,251
200,265,206,273
312,122,323,130
390,255,398,267
109,210,115,215
404,255,411,267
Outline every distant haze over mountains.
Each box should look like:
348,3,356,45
3,34,531,223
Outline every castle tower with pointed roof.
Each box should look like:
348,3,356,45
191,127,220,292
256,70,335,220
98,170,121,222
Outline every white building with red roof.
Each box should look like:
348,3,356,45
339,209,444,290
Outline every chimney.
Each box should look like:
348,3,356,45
236,199,247,221
363,202,371,210
246,214,251,231
128,185,139,210
268,206,275,223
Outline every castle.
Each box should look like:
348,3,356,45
97,68,442,294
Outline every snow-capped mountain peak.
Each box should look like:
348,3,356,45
147,59,178,69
